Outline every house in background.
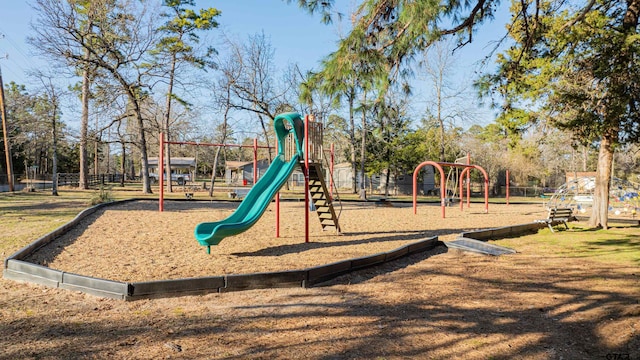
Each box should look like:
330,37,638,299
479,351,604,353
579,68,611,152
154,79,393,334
225,159,270,185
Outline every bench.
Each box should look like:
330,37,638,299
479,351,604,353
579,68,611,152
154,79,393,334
535,207,575,232
183,184,201,200
228,188,250,199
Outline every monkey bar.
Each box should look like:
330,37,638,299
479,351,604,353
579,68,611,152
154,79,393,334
158,135,272,212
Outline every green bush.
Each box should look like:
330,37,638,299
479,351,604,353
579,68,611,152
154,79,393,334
89,185,114,205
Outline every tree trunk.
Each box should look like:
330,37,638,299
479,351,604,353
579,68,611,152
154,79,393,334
94,132,99,176
359,93,367,198
51,103,58,196
130,101,152,194
588,134,614,229
257,114,272,162
120,140,126,187
164,53,177,193
209,146,222,197
79,46,91,190
348,92,357,194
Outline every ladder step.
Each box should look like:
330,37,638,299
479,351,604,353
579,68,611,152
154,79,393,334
305,163,341,233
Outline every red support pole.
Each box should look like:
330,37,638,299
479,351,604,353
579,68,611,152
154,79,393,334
472,165,489,213
253,138,258,185
466,153,471,208
413,161,446,218
275,139,280,238
506,169,510,206
159,132,165,212
304,115,310,243
459,169,465,211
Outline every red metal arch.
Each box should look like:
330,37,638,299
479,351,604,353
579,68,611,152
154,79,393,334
412,161,489,218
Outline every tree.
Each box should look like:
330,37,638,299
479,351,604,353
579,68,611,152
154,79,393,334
207,47,240,197
31,0,161,193
152,0,220,193
420,38,475,162
301,21,381,194
292,0,499,98
294,0,640,229
303,67,360,193
3,82,38,177
34,73,65,196
367,89,411,196
477,0,640,228
226,32,290,159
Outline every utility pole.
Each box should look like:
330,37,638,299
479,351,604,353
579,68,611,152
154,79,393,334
0,65,15,192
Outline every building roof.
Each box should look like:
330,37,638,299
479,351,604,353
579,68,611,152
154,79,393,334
225,161,254,170
148,157,196,167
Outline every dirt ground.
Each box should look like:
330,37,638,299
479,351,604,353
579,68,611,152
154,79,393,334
1,200,639,359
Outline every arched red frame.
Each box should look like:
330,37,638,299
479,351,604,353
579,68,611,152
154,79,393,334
412,161,489,218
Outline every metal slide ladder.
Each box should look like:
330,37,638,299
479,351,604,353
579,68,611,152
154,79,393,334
307,162,341,232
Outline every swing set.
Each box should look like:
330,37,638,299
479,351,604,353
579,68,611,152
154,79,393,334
412,154,490,218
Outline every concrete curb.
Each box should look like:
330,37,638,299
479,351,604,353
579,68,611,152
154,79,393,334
460,222,546,241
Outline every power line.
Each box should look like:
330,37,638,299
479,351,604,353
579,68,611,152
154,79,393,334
0,26,35,66
0,27,39,84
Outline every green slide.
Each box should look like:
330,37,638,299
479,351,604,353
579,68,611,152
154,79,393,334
194,112,304,253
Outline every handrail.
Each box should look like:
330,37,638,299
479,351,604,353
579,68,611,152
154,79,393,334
322,149,343,224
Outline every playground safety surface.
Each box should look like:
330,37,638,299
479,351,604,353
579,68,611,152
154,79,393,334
2,199,638,359
21,200,547,282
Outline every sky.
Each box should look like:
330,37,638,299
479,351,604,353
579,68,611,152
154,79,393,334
0,1,512,134
0,1,349,87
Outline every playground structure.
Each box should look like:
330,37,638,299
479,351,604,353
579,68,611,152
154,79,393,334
547,176,640,216
4,130,553,300
412,158,489,218
442,155,470,204
157,113,341,253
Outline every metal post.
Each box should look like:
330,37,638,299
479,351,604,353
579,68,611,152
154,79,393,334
304,115,310,243
466,153,471,208
275,139,280,238
253,138,258,185
0,67,14,192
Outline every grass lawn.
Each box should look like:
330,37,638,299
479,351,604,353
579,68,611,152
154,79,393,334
497,222,640,267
